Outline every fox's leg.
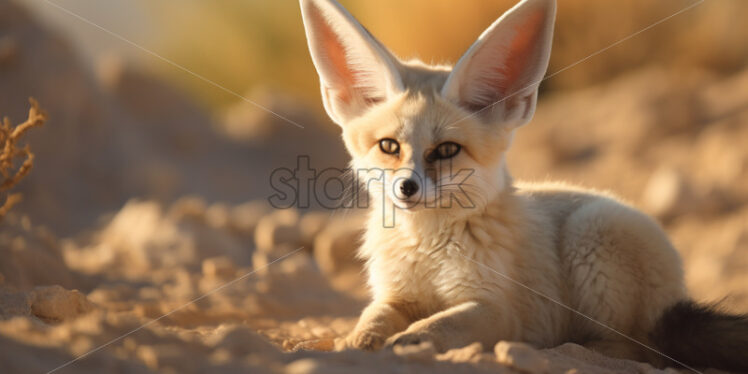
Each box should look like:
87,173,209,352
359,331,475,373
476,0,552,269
385,301,510,352
342,301,410,350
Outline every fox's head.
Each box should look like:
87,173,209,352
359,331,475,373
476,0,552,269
300,0,555,218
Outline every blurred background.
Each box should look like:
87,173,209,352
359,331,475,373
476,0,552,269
21,0,748,107
0,0,746,373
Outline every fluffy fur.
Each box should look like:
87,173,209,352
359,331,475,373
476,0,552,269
299,0,748,371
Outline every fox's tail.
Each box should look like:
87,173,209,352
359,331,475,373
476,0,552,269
650,300,748,372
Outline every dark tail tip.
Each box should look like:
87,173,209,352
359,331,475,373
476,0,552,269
650,300,748,372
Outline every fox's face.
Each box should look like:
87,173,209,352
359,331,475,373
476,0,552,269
341,90,514,213
300,0,555,215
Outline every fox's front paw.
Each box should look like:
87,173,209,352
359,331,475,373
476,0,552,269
344,330,387,351
385,330,439,350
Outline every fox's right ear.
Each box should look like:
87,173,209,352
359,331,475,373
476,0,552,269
300,0,404,126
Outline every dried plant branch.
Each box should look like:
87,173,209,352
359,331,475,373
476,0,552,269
0,193,22,218
0,98,46,221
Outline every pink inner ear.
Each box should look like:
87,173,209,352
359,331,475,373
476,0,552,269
311,10,356,104
496,10,546,95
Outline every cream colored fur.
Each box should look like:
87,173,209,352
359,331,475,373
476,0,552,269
300,0,688,364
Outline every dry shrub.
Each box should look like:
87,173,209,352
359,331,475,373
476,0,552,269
0,98,46,220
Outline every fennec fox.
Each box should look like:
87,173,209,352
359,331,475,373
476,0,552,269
299,0,748,370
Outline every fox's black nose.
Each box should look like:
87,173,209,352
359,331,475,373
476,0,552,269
400,179,419,197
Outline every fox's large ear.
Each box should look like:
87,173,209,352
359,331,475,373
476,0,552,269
441,0,555,127
300,0,404,126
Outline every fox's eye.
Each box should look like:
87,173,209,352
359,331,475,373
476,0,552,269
427,142,461,162
379,138,400,155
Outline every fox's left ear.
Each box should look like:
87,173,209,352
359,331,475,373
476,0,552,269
441,0,556,127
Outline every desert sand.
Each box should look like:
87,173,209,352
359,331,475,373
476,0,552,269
0,1,746,373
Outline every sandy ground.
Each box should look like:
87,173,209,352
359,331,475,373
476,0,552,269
0,1,746,373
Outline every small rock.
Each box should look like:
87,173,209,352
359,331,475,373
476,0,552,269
205,203,231,229
135,345,159,370
207,325,280,356
494,341,549,373
30,285,94,323
168,196,207,222
136,343,198,372
202,256,237,279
